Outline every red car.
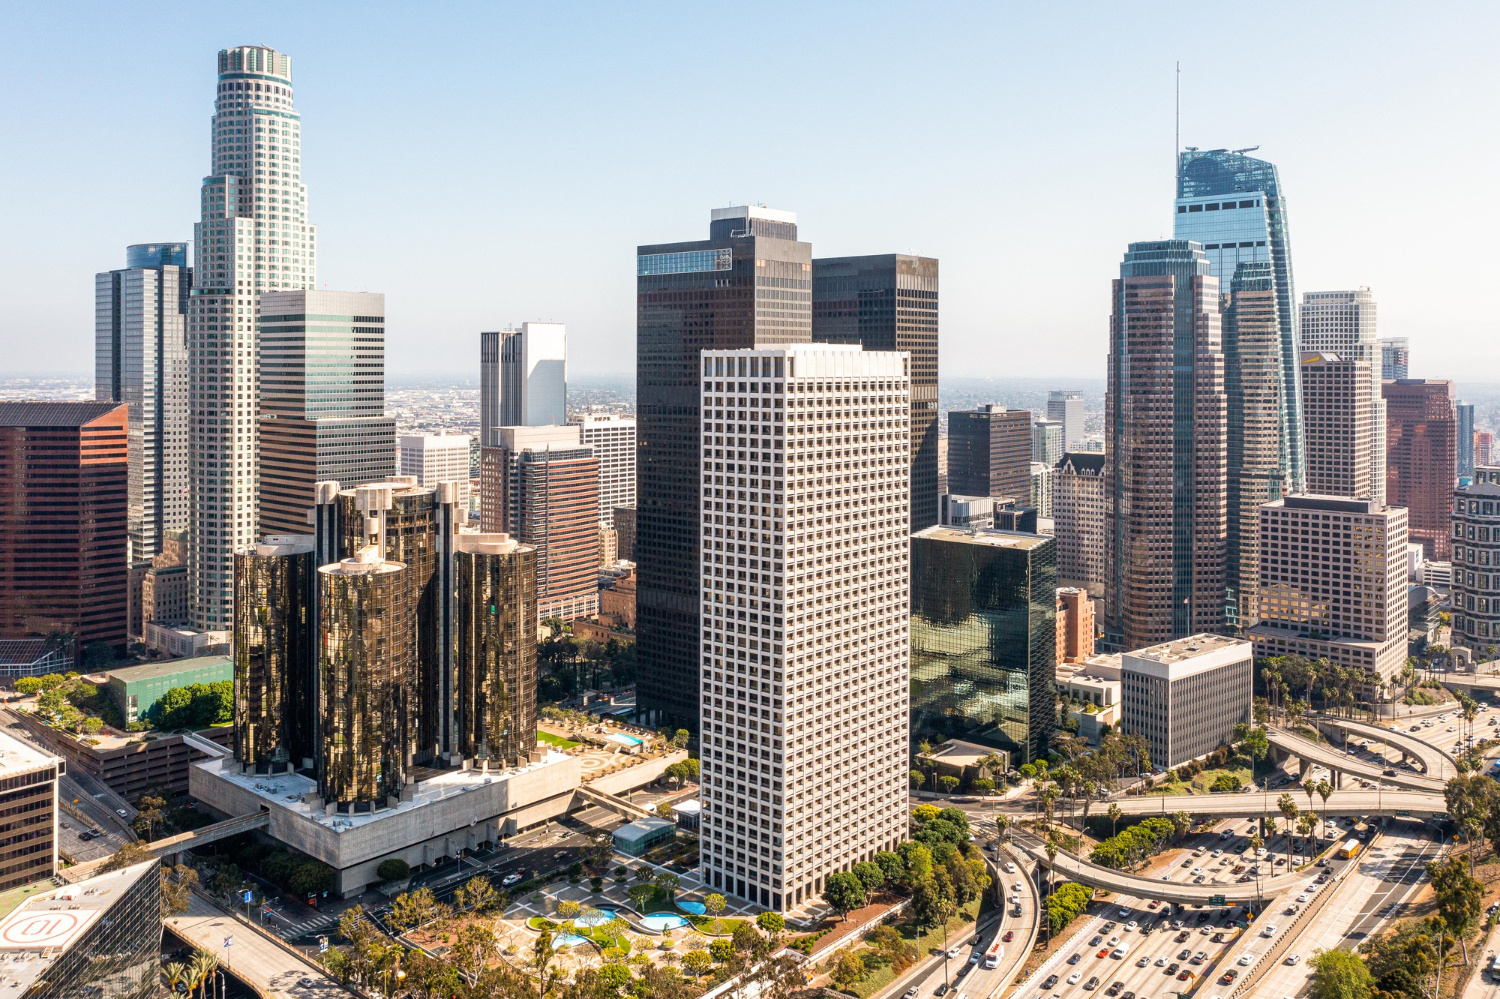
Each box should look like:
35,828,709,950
1147,900,1160,909
1002,930,1014,942
1098,948,1111,959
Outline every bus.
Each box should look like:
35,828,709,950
983,941,1004,969
1337,839,1361,860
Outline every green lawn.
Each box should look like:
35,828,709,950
537,731,580,749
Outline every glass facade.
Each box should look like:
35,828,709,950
910,527,1056,764
637,248,733,275
233,539,315,772
455,538,538,765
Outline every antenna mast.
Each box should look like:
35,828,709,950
1175,61,1181,181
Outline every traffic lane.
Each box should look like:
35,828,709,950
947,853,1039,997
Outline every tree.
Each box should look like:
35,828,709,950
994,813,1011,843
851,860,885,903
1428,856,1484,964
868,924,917,972
756,911,784,938
703,893,726,919
831,952,866,992
557,899,582,920
1106,802,1122,840
912,869,958,949
1278,793,1299,869
910,769,926,790
387,888,447,932
1307,948,1374,999
162,864,198,917
682,949,712,976
938,774,960,794
102,841,154,871
626,884,653,912
731,921,765,958
822,871,866,921
376,859,410,883
451,922,498,980
532,929,557,998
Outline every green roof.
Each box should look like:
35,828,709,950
0,880,52,921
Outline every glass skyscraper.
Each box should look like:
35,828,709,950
1175,149,1304,494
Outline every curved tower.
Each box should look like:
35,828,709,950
455,533,538,768
233,535,315,773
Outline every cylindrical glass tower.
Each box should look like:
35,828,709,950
455,533,538,767
233,536,315,773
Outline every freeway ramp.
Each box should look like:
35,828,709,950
1266,727,1445,792
1313,716,1457,780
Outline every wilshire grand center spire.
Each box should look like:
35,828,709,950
188,46,318,630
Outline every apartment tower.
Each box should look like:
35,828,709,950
1300,288,1385,504
636,206,812,727
697,345,909,911
188,45,317,630
1380,337,1409,380
1052,452,1107,593
571,414,636,528
1385,379,1459,558
812,253,939,531
1452,467,1500,651
1104,240,1227,650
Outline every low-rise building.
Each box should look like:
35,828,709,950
611,816,676,857
103,655,233,725
13,710,229,801
1120,634,1253,772
0,640,74,681
142,625,230,659
1056,587,1095,664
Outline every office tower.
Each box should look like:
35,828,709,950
1300,352,1374,499
571,414,636,527
0,402,129,653
188,45,318,630
1047,391,1085,450
812,254,939,531
142,539,189,628
1032,419,1064,467
1385,379,1459,558
1029,462,1053,517
1222,261,1284,632
96,243,191,562
481,324,567,436
480,427,600,621
614,506,637,562
0,730,61,891
636,206,812,728
1459,403,1476,480
1301,288,1385,505
1120,635,1252,771
939,494,999,530
1479,432,1494,467
946,405,1032,501
480,330,503,448
697,345,908,912
259,291,395,535
911,526,1057,763
400,434,473,507
1250,494,1409,685
1056,587,1094,664
1452,467,1500,650
318,546,414,810
1053,452,1107,593
1381,337,1410,380
233,535,316,773
454,532,538,767
1104,241,1227,650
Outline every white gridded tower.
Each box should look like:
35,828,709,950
188,46,318,629
697,344,910,913
572,413,636,527
1300,289,1385,506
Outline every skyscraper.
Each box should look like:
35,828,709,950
812,253,939,531
480,331,504,449
96,244,191,563
1300,352,1374,500
188,45,318,630
233,535,316,772
1301,288,1385,505
1032,419,1064,468
1104,241,1227,650
454,532,538,768
1459,402,1476,480
259,291,396,535
1175,148,1304,493
1047,390,1085,450
480,324,567,438
946,405,1033,502
1222,261,1283,632
635,206,812,728
697,345,909,912
1053,452,1107,593
1385,379,1459,558
1380,337,1409,380
0,403,130,653
399,434,473,507
1452,467,1500,650
571,414,636,528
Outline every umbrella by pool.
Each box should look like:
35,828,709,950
639,914,689,932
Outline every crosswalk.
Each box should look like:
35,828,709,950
272,911,340,939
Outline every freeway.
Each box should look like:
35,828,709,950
980,787,1448,820
1267,726,1445,792
1315,716,1458,779
168,893,347,999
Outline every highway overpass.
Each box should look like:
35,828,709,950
1266,727,1444,792
1310,716,1457,779
976,788,1448,821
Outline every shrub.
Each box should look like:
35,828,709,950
377,859,410,883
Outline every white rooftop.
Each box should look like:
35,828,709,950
711,205,796,224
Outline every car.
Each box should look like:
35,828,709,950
968,951,980,965
501,873,523,887
1190,951,1208,965
1012,882,1024,893
933,985,948,997
1155,955,1167,966
1220,970,1238,985
1108,936,1121,947
1084,977,1100,991
1042,975,1059,989
1105,984,1123,998
1383,769,1398,777
1211,932,1226,943
1171,919,1182,930
946,946,962,959
1220,830,1232,839
1002,929,1014,943
116,808,128,817
1097,948,1111,959
1125,920,1138,931
903,990,918,999
77,831,91,840
1165,963,1180,975
1008,893,1019,904
1193,875,1206,883
1161,874,1172,881
1177,969,1192,981
1010,906,1022,918
1136,956,1151,967
1180,859,1192,868
1175,931,1190,943
1148,899,1160,909
1262,924,1278,937
1199,925,1213,935
1211,847,1223,857
1003,861,1017,873
1090,935,1104,947
299,979,314,989
1117,908,1131,919
1068,953,1083,965
1176,948,1193,961
1238,953,1256,966
1285,953,1302,966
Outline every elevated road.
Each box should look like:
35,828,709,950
1313,716,1458,779
978,788,1448,820
168,892,347,999
1266,727,1445,792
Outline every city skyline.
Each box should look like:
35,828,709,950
6,5,1500,383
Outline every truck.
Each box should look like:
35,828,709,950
1111,940,1131,959
983,941,1003,969
1337,839,1361,860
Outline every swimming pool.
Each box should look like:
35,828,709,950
639,914,689,932
552,933,588,948
608,733,644,748
676,901,706,915
573,908,617,927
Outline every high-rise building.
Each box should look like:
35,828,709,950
259,291,396,535
946,405,1032,502
454,532,538,767
1047,390,1085,451
1053,452,1106,593
1385,379,1459,558
613,506,637,563
1459,403,1476,481
1104,241,1227,650
233,535,316,772
188,45,318,630
1032,419,1064,468
0,402,129,653
1301,288,1385,505
400,434,473,506
1120,634,1252,771
570,414,636,527
697,345,909,912
1175,148,1303,493
96,243,191,563
1056,587,1095,664
812,254,939,531
1250,494,1408,686
1300,352,1374,500
1380,337,1409,380
911,526,1057,763
480,324,567,436
480,427,600,621
480,331,504,449
1479,432,1494,468
1222,261,1284,632
1452,467,1500,651
0,730,61,892
1029,461,1053,518
636,206,812,728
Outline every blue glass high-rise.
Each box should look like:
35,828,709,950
1175,148,1305,493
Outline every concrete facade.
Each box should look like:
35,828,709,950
1120,634,1253,771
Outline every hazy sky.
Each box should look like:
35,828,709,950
5,3,1498,381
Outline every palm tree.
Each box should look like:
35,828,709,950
1039,782,1060,831
1301,778,1318,816
1277,794,1299,870
995,814,1011,843
1316,779,1333,836
1172,810,1193,843
187,951,217,999
1107,802,1122,841
162,962,188,997
1044,835,1059,899
1297,812,1318,863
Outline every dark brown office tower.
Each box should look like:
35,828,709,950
233,536,315,773
813,254,938,531
0,402,129,653
613,506,636,562
455,533,538,767
945,405,1032,502
1104,241,1227,651
635,206,812,727
1384,378,1458,558
1222,262,1283,632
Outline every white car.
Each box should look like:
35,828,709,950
1012,882,1024,893
1285,953,1302,966
1125,921,1138,931
946,945,961,959
1238,953,1256,966
1107,936,1120,947
1003,861,1017,874
1008,893,1019,904
1261,924,1278,937
1136,956,1150,967
1155,956,1167,966
501,873,523,887
1211,848,1223,857
1067,972,1082,985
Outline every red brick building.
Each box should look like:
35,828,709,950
1384,379,1458,558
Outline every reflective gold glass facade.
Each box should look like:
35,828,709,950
455,539,538,766
233,540,315,772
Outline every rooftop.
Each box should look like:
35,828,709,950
1128,633,1243,664
920,739,1001,769
913,525,1053,551
0,727,61,779
0,401,124,428
104,655,232,686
